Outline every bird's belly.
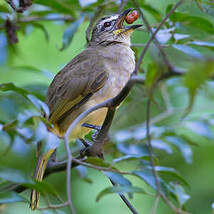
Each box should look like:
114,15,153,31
67,74,130,139
55,71,131,139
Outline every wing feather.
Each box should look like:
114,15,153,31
45,48,108,124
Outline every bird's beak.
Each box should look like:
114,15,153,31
114,8,142,35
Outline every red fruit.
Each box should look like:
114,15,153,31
125,10,139,24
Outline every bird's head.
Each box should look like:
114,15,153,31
90,8,142,46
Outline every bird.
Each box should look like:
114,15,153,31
30,8,142,210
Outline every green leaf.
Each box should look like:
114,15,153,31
31,23,49,41
169,183,190,206
190,41,214,48
11,65,54,80
116,142,149,156
200,3,214,17
96,186,147,202
0,168,32,184
155,166,189,187
0,83,29,99
86,157,112,168
0,192,26,204
113,154,150,163
212,202,214,211
140,4,161,21
0,83,46,110
30,180,58,196
27,95,49,117
0,33,8,65
35,122,60,153
79,0,97,7
172,45,203,59
145,62,159,88
0,168,57,196
185,121,213,139
76,166,92,183
104,172,132,187
0,4,10,13
183,60,214,116
152,139,173,154
170,12,214,34
165,136,192,164
34,0,75,16
133,170,169,195
60,15,85,51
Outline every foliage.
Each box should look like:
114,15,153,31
0,0,214,214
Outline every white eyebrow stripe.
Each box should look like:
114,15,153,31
99,15,119,25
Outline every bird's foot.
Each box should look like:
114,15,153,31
79,137,104,160
81,123,101,131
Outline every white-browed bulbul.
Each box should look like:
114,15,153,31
30,8,142,210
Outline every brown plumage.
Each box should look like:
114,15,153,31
46,43,135,138
30,8,142,210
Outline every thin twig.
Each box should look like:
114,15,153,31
18,15,74,23
38,202,69,210
150,195,160,214
63,137,76,214
117,0,128,13
72,158,131,175
160,83,173,110
146,99,161,193
110,179,139,214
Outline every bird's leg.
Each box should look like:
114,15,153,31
79,138,92,158
80,139,104,159
80,119,113,159
81,122,110,142
81,122,101,131
79,138,92,148
79,137,105,160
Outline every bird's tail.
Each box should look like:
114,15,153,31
30,149,55,210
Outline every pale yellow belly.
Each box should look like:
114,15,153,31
53,75,129,139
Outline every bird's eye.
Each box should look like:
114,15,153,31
104,21,111,28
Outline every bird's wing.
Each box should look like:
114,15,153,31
45,48,108,124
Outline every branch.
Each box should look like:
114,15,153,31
146,100,161,193
18,15,74,23
117,0,128,13
109,179,139,214
150,195,160,214
82,107,116,158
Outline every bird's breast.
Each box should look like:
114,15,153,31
94,45,135,102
